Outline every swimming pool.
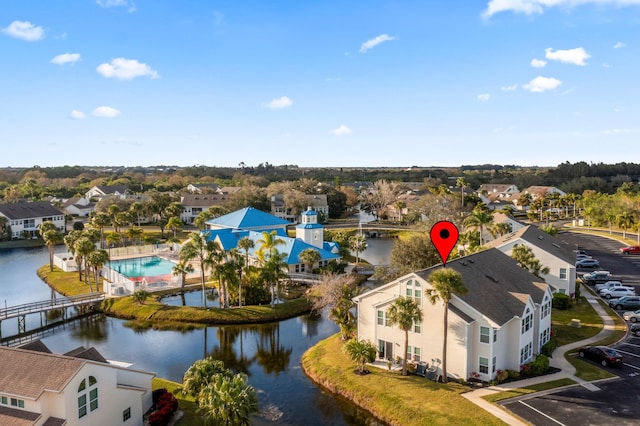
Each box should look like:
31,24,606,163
110,256,176,281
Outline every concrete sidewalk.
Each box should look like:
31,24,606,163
462,287,620,425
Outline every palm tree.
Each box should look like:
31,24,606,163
344,339,377,375
107,204,122,232
180,357,232,402
256,231,286,306
125,226,144,246
298,248,321,273
511,244,550,278
75,236,96,291
426,268,467,384
88,212,111,249
40,222,62,272
180,231,216,307
165,215,183,240
129,201,145,227
349,234,367,266
463,206,493,246
456,177,468,212
87,249,109,292
172,259,194,306
197,373,259,426
618,212,635,240
488,222,512,239
386,297,423,376
237,237,255,307
63,230,83,279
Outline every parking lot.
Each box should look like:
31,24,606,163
499,231,640,425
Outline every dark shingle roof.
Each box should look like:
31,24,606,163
0,202,64,220
485,224,575,264
0,405,41,426
415,248,547,326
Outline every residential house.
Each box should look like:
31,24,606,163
186,183,220,194
270,194,329,223
204,207,340,273
0,340,154,426
84,185,130,201
61,197,95,217
0,201,65,239
484,224,576,296
354,248,553,383
180,194,229,225
477,184,519,211
491,212,526,234
522,186,566,201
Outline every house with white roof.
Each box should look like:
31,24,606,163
84,185,130,201
0,201,65,239
204,207,340,273
0,340,154,426
61,197,95,217
354,249,553,383
477,184,519,211
484,224,577,296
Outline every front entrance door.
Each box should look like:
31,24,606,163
378,340,393,360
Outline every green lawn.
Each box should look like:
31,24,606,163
302,334,506,426
552,296,603,347
482,378,577,403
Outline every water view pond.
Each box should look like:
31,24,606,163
0,247,384,425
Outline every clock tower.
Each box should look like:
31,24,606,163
296,207,324,249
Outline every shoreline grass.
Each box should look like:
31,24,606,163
301,334,506,426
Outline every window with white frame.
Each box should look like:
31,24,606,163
78,376,98,419
521,308,533,334
377,310,388,326
407,346,421,362
520,342,533,364
492,356,496,372
123,407,131,422
480,326,490,343
413,319,421,333
479,357,489,374
541,297,551,319
405,279,422,305
540,327,551,346
493,328,497,342
559,268,567,279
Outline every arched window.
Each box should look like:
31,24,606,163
78,376,98,418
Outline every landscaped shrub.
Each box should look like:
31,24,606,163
541,337,558,357
148,389,179,426
528,354,550,376
496,369,509,383
553,293,571,310
507,369,520,380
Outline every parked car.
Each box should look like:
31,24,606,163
609,296,640,311
595,280,627,293
631,323,640,337
578,346,623,367
575,250,589,256
582,270,611,284
620,246,640,255
576,259,600,269
623,309,640,322
576,254,593,260
600,287,636,299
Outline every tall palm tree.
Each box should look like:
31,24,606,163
426,268,467,383
87,249,109,292
456,177,468,212
129,201,145,227
349,234,367,266
618,212,635,240
125,226,144,246
511,244,550,278
75,236,96,291
88,211,111,249
40,222,62,272
165,215,183,240
298,248,321,273
180,231,216,307
256,231,286,306
386,297,423,376
463,206,493,246
237,237,255,307
63,230,83,279
172,259,194,306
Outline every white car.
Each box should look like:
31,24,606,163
623,310,640,322
596,281,626,293
600,287,636,299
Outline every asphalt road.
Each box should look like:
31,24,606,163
499,231,640,425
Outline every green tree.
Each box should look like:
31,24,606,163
463,206,493,246
165,215,183,239
256,231,286,306
237,236,255,307
86,249,109,292
180,231,216,307
349,234,367,266
426,268,467,384
172,259,195,306
511,244,550,278
125,226,144,246
88,211,111,249
617,211,635,239
456,177,468,212
197,373,259,426
75,235,96,290
298,248,321,273
40,222,63,272
344,339,377,375
310,273,361,340
180,358,232,401
386,297,423,376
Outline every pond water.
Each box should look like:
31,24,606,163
0,247,384,425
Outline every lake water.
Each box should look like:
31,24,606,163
0,247,384,425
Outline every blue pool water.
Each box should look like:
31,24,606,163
110,256,176,279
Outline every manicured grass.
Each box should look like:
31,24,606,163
481,378,577,403
565,354,618,381
552,296,603,347
152,378,203,426
99,294,312,326
302,334,506,426
37,265,103,295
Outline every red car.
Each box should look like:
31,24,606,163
620,246,640,255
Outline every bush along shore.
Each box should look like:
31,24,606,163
37,265,313,327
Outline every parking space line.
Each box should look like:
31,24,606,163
619,342,640,349
615,349,640,358
518,400,566,426
623,363,640,371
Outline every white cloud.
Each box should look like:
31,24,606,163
360,34,396,53
545,47,591,66
96,58,159,80
330,125,352,136
263,96,293,110
483,0,640,19
92,106,121,118
69,110,86,120
1,20,45,41
523,76,562,93
603,128,632,135
477,93,491,102
613,41,626,49
501,84,518,92
50,53,81,65
96,0,135,11
531,58,547,68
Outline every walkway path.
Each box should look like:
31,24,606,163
462,287,620,425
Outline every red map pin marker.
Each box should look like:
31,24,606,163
430,221,459,267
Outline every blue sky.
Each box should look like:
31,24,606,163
1,0,639,168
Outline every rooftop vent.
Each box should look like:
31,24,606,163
485,274,499,283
